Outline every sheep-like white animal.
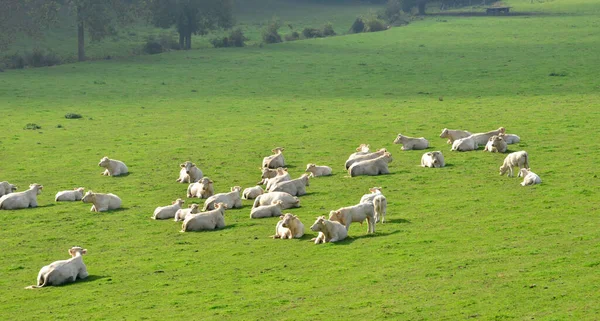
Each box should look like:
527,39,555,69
328,202,376,234
25,247,88,289
174,203,200,221
499,133,521,144
310,216,348,244
345,148,387,170
272,213,305,239
393,134,429,150
176,161,203,183
348,152,393,177
55,187,85,202
202,186,242,211
258,167,279,185
469,127,505,146
268,174,310,196
252,192,300,210
262,147,285,169
81,191,121,212
250,200,284,219
373,195,387,223
360,187,383,204
187,177,214,199
518,168,541,186
265,167,291,191
451,136,478,152
98,156,128,176
421,151,445,168
242,186,264,200
152,198,185,220
305,163,332,177
499,151,529,177
181,203,227,232
0,181,17,197
0,183,43,210
439,128,472,144
484,135,507,153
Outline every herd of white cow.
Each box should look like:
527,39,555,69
0,126,541,289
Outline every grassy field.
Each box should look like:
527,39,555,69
1,0,600,320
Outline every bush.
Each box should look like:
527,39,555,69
65,113,83,119
5,54,25,69
302,27,323,39
158,34,180,50
381,0,411,26
23,49,62,68
262,20,282,44
350,17,366,33
143,40,164,55
322,22,336,37
210,37,230,48
284,31,300,42
364,16,388,32
24,123,41,130
210,28,247,48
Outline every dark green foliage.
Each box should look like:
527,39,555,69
262,20,283,44
382,0,411,26
143,41,164,54
284,31,300,42
302,28,323,38
210,28,247,48
350,17,366,33
24,123,41,130
322,22,336,36
549,72,567,77
65,113,83,119
364,16,388,32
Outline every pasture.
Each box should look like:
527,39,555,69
1,0,600,319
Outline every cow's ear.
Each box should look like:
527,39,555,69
180,164,185,168
82,249,87,255
279,215,284,219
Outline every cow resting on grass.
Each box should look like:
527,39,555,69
519,168,541,186
499,151,529,177
252,192,300,210
451,136,478,152
181,203,227,232
265,168,290,191
268,174,310,196
439,128,472,144
499,133,520,144
421,151,445,168
81,191,121,212
484,135,507,153
393,134,429,150
0,183,43,210
177,161,203,183
328,202,376,233
203,186,242,211
345,148,387,170
348,152,392,177
242,186,264,200
257,167,279,185
98,156,128,176
174,203,200,221
305,163,332,177
152,198,185,220
55,187,85,202
187,177,214,199
272,213,305,239
250,200,284,219
0,181,17,197
310,216,348,244
262,147,285,169
25,247,88,289
469,127,505,146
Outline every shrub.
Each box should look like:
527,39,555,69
23,49,62,68
350,17,366,33
228,28,248,47
5,54,25,69
158,34,180,50
322,22,336,37
302,27,323,39
210,37,230,48
364,16,388,32
262,20,282,44
24,123,41,130
284,31,300,42
381,0,411,26
65,113,83,119
143,40,164,55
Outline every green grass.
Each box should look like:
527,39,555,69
1,0,600,320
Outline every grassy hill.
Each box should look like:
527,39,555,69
1,0,599,320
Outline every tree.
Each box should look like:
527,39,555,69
0,0,60,50
145,0,234,50
402,0,429,15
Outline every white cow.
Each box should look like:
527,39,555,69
25,247,89,289
258,167,279,185
176,161,203,183
81,191,121,212
469,127,506,146
484,135,507,153
252,192,300,210
0,181,17,197
0,183,43,210
250,200,284,219
187,177,214,199
98,156,128,176
272,213,305,239
262,147,285,169
421,151,445,168
439,128,472,144
305,164,332,177
373,195,387,223
519,168,542,186
242,186,264,200
152,198,185,220
499,133,521,144
345,148,387,170
265,168,290,191
347,144,371,160
499,151,530,177
181,203,227,232
310,216,348,244
451,136,478,152
55,187,85,202
268,174,310,196
393,134,429,150
360,187,383,204
328,202,376,233
203,186,242,211
348,152,393,177
174,203,200,221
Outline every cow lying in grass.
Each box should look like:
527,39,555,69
81,191,121,212
0,183,43,210
273,213,305,239
181,203,227,232
55,187,85,202
25,247,88,289
310,216,348,244
98,156,128,176
152,198,185,220
177,161,203,183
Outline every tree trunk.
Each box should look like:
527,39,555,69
185,31,192,50
77,7,85,61
418,1,426,15
179,32,184,49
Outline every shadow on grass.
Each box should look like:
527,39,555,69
332,230,404,245
111,172,131,178
56,275,108,287
385,218,411,224
35,204,56,208
183,224,238,233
